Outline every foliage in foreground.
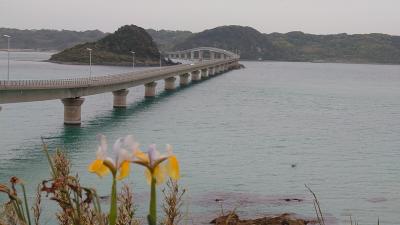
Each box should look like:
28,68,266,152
0,135,185,225
0,135,383,225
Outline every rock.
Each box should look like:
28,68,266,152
210,212,310,225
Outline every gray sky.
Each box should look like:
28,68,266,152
1,0,399,35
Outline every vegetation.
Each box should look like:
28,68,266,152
174,26,278,60
4,25,400,64
0,135,184,225
50,25,171,66
0,135,384,225
266,31,400,64
146,29,192,52
173,25,400,64
0,28,106,51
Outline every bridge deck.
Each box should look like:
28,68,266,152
0,57,238,104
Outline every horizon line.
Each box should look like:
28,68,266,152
1,25,400,37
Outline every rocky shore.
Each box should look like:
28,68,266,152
211,213,312,225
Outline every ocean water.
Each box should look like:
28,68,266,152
0,52,399,225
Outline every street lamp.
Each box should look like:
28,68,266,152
130,51,135,70
86,48,92,77
159,51,162,68
3,35,11,80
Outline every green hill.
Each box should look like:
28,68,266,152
0,28,106,51
173,25,400,64
266,31,400,64
50,25,167,66
146,29,192,52
3,25,400,64
174,26,279,60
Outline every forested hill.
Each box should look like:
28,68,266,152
3,26,400,64
174,26,279,60
173,25,400,64
0,28,106,50
50,25,168,66
266,31,400,64
146,29,192,52
0,27,190,52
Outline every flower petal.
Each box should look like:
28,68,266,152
88,159,103,172
117,161,130,180
144,168,152,185
134,149,149,163
123,135,136,149
154,164,166,185
148,144,158,166
97,134,108,153
167,155,180,180
116,148,132,168
144,164,166,185
88,159,110,177
166,144,173,155
113,138,123,154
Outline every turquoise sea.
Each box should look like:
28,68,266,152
0,52,399,225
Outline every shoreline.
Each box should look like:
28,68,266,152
3,50,400,66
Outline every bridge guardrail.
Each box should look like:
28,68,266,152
0,57,238,90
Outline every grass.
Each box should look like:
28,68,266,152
0,144,187,225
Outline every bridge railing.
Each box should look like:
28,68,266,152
0,57,238,90
167,47,240,60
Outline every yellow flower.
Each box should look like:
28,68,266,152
88,134,136,180
133,144,180,185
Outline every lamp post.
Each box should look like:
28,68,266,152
159,51,162,68
3,35,11,80
130,51,135,70
86,48,92,77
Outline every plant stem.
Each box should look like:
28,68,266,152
41,138,57,178
148,176,157,225
12,200,26,223
21,184,32,225
109,176,117,225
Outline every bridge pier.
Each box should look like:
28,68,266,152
61,97,85,125
191,70,201,81
214,66,220,74
112,89,129,108
222,64,227,72
164,77,176,90
208,67,215,76
179,73,190,86
201,69,209,79
145,81,157,97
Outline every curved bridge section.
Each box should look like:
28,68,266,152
0,47,240,124
167,47,239,61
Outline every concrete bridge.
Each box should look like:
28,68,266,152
167,47,238,61
0,47,240,125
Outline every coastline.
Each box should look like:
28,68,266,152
3,50,400,66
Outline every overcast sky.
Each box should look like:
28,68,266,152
1,0,399,35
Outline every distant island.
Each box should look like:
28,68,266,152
0,28,106,51
174,25,400,64
50,25,174,66
2,25,400,64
